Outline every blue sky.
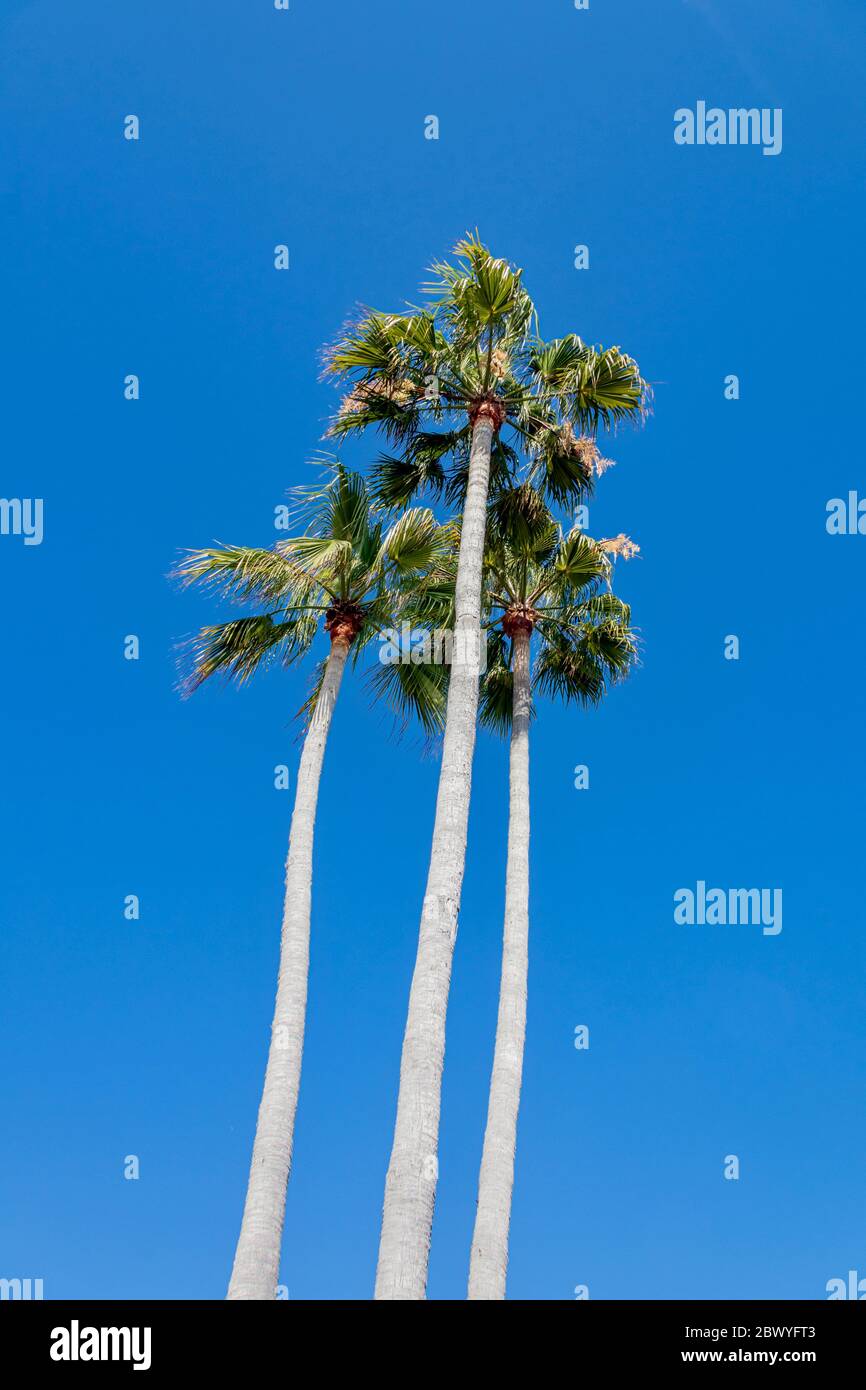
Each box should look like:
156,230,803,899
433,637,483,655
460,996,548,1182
1,0,865,1300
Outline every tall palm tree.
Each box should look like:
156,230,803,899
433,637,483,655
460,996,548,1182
467,513,638,1300
174,466,450,1300
327,235,646,1298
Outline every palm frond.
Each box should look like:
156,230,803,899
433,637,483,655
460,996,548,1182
541,527,610,600
173,545,316,607
487,484,555,550
478,654,515,737
424,233,523,333
179,613,316,694
377,507,449,575
326,311,408,376
295,656,329,729
367,652,448,737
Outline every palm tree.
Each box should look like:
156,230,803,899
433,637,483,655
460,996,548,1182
467,513,638,1299
327,235,647,1298
174,465,450,1300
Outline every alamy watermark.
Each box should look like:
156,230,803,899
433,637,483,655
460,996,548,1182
674,880,782,936
826,1270,866,1299
0,1277,43,1299
674,102,782,157
379,623,488,674
826,492,866,535
0,497,43,545
50,1322,151,1371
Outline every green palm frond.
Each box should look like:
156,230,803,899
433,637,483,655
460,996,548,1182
173,545,317,607
380,311,447,360
536,592,631,634
367,653,448,737
487,484,555,551
533,635,606,707
527,430,597,506
529,337,647,430
370,429,465,510
377,507,448,574
537,527,609,600
424,233,523,333
329,386,422,444
295,656,329,729
176,460,457,745
478,628,516,737
533,618,637,705
529,334,594,392
568,345,648,428
277,533,353,579
290,464,371,545
398,573,457,630
327,312,409,376
179,613,317,694
478,485,638,730
577,618,639,677
371,453,447,510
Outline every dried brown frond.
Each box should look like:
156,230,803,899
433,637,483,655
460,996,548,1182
490,348,510,380
558,425,602,476
338,377,418,416
599,533,640,561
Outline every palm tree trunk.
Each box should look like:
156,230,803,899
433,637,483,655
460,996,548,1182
374,411,497,1300
226,635,349,1300
467,624,531,1300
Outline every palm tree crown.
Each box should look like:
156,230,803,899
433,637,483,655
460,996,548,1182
479,510,638,730
327,233,647,513
176,463,451,728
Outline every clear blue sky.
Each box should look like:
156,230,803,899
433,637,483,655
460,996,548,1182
2,0,864,1301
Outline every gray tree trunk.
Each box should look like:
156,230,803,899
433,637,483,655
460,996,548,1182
374,414,496,1300
467,624,531,1300
227,636,349,1300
